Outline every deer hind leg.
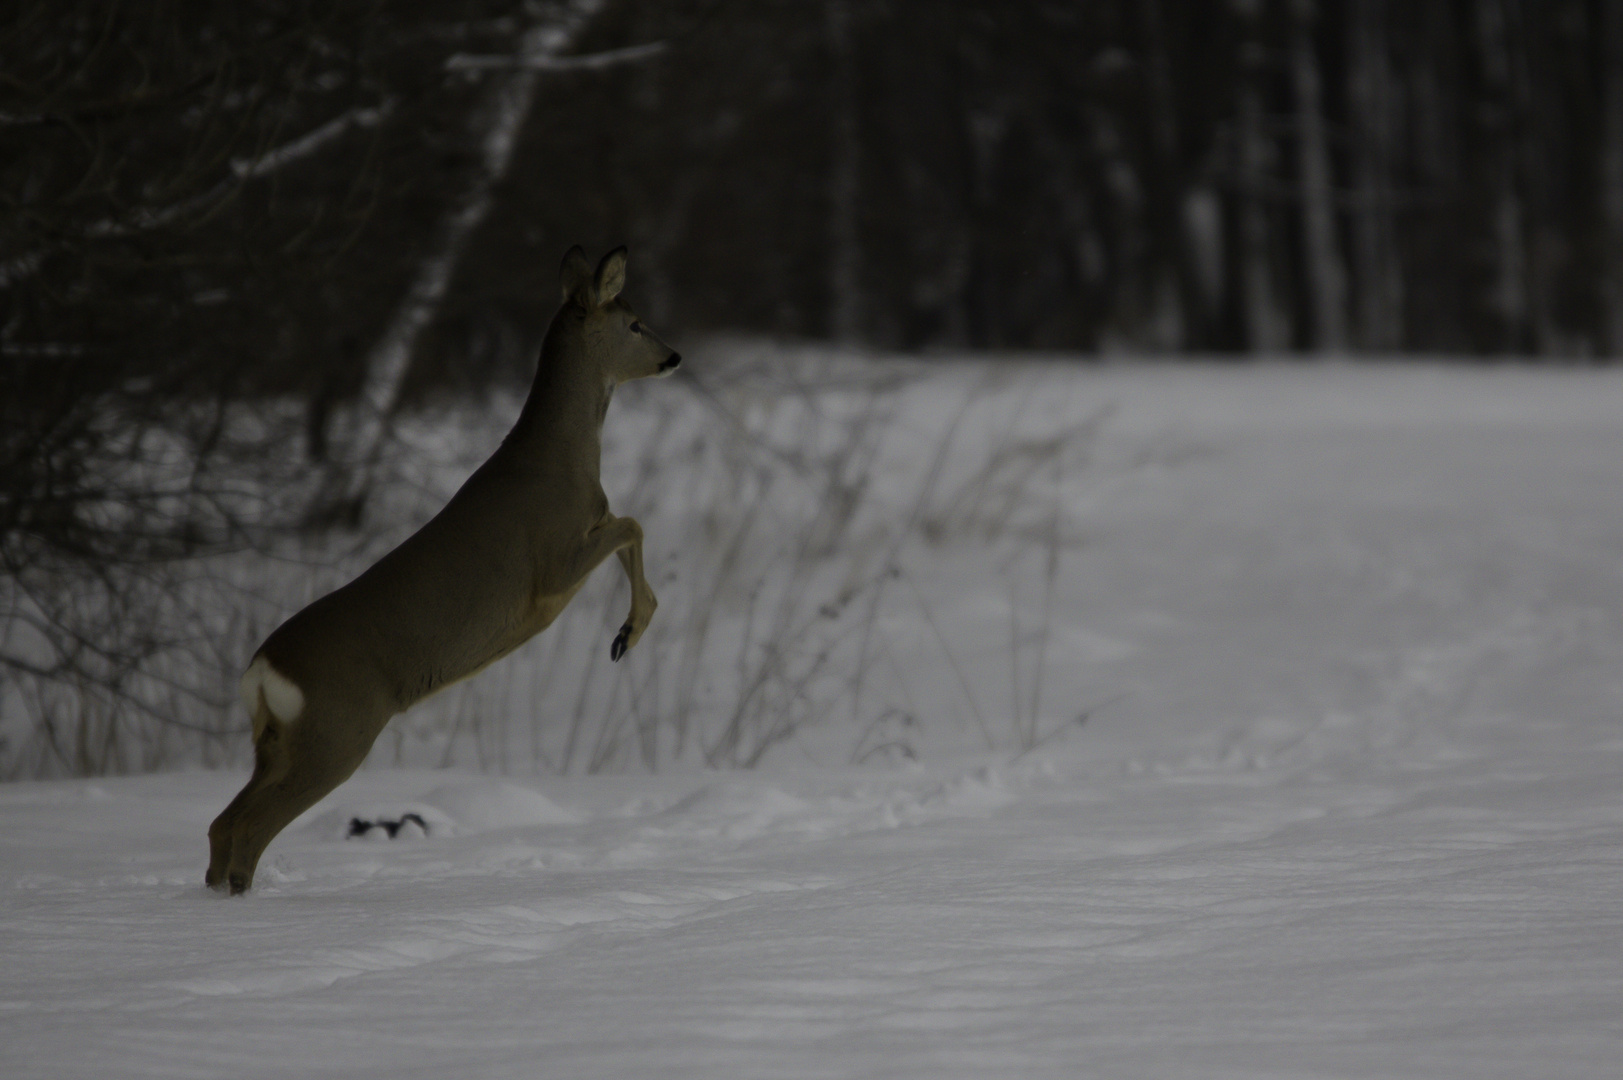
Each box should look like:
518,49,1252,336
208,714,368,895
218,765,348,895
206,718,293,891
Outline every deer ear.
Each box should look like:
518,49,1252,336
593,247,627,306
560,246,591,305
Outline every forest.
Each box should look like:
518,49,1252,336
3,0,1622,776
7,0,1622,379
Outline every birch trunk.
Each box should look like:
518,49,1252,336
827,0,862,344
1290,0,1349,352
1141,0,1191,349
1234,2,1289,353
1475,0,1529,351
1600,0,1623,356
314,0,607,522
1347,0,1403,351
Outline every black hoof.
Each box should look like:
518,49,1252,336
227,870,250,896
611,625,631,662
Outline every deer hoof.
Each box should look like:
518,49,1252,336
611,625,631,662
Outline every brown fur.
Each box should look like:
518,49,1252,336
206,248,680,894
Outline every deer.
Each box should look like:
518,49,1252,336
206,246,680,894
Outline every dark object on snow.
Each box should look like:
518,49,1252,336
346,812,429,839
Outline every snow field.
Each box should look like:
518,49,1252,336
3,357,1622,1077
5,722,1620,1078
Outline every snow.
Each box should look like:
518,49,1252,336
4,359,1622,1078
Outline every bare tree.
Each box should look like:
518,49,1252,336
1347,0,1404,350
1139,0,1191,350
0,0,381,775
1289,0,1349,351
309,0,626,525
0,1,641,775
1601,0,1623,357
826,0,863,344
1473,0,1534,351
1233,0,1291,352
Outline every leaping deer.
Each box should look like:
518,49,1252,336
207,246,680,894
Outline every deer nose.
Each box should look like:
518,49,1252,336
659,352,682,372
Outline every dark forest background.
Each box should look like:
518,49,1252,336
8,0,1623,393
3,0,1622,774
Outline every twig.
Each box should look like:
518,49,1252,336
446,41,667,72
1008,693,1128,765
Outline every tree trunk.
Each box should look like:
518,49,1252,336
1474,0,1530,352
1140,0,1191,350
1504,0,1557,354
1347,0,1403,351
313,0,607,525
1600,0,1623,356
1290,0,1349,352
1234,5,1289,353
827,0,862,344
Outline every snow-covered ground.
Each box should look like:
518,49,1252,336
4,359,1622,1078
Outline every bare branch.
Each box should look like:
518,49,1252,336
10,100,395,270
230,99,396,180
445,40,666,73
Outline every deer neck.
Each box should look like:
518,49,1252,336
501,313,610,477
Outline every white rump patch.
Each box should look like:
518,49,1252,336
240,655,306,725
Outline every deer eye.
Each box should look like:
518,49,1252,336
630,321,643,335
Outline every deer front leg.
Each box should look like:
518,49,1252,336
567,514,657,661
611,537,657,661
